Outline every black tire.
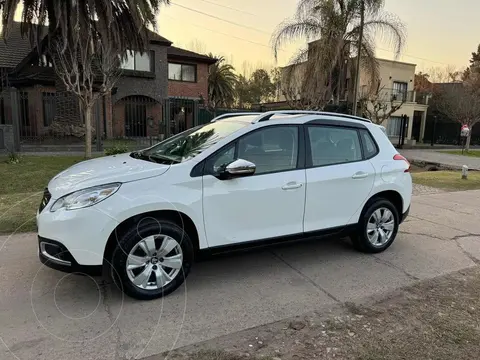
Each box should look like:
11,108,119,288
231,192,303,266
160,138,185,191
350,198,399,253
110,218,194,300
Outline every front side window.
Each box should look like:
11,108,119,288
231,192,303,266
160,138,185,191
139,121,248,163
121,50,154,72
168,63,196,82
207,126,299,176
308,125,362,166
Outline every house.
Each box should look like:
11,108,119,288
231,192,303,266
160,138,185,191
0,22,216,143
356,58,429,144
274,41,430,144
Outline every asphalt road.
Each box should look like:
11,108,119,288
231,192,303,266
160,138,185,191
1,190,479,360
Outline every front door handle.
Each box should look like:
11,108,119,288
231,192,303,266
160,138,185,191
282,182,303,190
352,171,369,179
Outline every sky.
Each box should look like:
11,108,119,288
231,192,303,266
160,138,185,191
8,0,480,74
156,0,480,73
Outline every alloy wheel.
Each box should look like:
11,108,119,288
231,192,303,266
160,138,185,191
366,207,395,247
126,235,183,290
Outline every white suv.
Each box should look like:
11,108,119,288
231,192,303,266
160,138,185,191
37,111,412,300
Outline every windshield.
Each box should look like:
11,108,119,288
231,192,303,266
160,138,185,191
138,121,248,163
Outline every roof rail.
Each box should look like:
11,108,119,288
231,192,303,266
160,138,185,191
252,110,372,124
210,112,261,122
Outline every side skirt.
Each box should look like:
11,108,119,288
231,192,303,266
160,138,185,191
196,224,358,259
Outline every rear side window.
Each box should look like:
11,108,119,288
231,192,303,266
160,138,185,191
359,129,378,159
307,126,362,167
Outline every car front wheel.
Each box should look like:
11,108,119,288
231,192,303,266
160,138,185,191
351,198,399,253
111,219,194,300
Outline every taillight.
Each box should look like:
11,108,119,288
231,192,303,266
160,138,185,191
393,154,410,172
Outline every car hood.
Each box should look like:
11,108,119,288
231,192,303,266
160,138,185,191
48,153,170,198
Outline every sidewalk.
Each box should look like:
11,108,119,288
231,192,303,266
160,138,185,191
401,149,480,170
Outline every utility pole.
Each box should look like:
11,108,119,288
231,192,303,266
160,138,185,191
352,0,365,116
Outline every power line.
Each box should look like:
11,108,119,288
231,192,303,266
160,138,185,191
168,3,448,67
196,0,256,16
163,13,287,53
170,2,271,35
376,46,450,66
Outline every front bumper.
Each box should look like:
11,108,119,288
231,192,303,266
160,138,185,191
38,237,102,276
36,198,118,266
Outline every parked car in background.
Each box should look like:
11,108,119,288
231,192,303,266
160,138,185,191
37,111,412,300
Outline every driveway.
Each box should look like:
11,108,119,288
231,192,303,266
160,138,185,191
1,190,480,360
401,149,480,170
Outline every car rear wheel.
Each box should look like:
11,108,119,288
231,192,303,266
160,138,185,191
111,219,194,300
350,198,399,253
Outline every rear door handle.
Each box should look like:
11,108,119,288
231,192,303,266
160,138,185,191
352,171,369,179
282,182,303,190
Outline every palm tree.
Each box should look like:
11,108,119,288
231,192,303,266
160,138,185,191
272,0,405,110
208,54,237,115
0,0,167,52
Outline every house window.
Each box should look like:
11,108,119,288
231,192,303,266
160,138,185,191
168,63,196,82
120,50,155,72
392,81,408,101
386,116,403,137
39,54,53,67
42,92,56,126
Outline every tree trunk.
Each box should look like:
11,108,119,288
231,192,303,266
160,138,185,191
465,133,472,151
85,106,93,158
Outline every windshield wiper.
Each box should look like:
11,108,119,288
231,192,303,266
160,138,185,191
131,151,180,164
148,154,181,164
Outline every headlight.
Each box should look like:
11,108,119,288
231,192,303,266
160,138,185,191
50,183,121,212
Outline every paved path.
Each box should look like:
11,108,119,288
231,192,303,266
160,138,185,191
401,149,480,170
1,190,480,360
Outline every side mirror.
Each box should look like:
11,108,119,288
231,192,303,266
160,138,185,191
219,159,256,179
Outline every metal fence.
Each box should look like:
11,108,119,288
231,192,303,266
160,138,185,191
0,87,267,153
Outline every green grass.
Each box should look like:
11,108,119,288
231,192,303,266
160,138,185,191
412,170,480,191
0,156,85,234
0,156,84,194
0,193,40,234
442,150,480,157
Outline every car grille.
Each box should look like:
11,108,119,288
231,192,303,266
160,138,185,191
39,188,51,213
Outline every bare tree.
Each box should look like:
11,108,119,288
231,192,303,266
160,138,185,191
358,82,406,124
425,65,463,84
433,78,480,150
51,20,122,158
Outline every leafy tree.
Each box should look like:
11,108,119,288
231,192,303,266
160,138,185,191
272,0,405,110
235,75,251,108
248,69,276,104
207,54,237,115
1,0,166,53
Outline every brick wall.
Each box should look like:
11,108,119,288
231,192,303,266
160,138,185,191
113,43,168,103
168,63,209,99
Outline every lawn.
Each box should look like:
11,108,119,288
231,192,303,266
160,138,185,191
412,170,480,191
0,156,85,234
442,149,480,157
